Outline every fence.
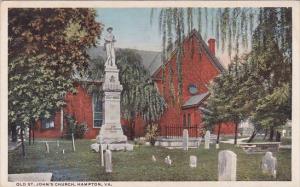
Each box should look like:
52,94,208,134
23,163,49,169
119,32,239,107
160,124,203,138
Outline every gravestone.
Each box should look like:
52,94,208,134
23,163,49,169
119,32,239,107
45,142,49,153
90,143,100,152
100,144,104,167
72,133,76,152
189,155,197,168
105,150,112,173
95,27,129,151
261,152,277,178
204,130,210,149
62,149,65,154
164,155,172,166
216,143,220,149
57,140,59,148
182,129,189,151
218,150,237,181
152,155,157,162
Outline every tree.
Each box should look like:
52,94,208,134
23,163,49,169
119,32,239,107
203,8,292,143
8,8,102,156
84,49,166,139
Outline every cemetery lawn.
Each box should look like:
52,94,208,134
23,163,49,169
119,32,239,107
8,139,291,181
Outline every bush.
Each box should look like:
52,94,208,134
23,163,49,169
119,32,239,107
145,124,159,146
65,114,88,139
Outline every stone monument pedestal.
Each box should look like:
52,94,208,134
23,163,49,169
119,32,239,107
93,27,133,151
95,66,131,151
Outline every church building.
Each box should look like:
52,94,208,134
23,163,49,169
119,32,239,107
33,30,235,139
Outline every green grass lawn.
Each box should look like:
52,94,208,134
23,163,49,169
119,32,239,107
8,139,291,181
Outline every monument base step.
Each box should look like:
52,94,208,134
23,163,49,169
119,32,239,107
91,143,134,152
155,137,202,148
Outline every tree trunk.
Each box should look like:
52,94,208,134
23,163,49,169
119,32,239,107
269,126,274,141
32,125,35,144
247,130,257,143
234,121,238,145
11,125,17,142
129,118,136,140
276,131,281,142
216,124,221,144
20,129,25,157
263,129,268,140
29,124,32,145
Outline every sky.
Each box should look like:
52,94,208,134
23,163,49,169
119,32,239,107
95,8,256,66
96,8,161,52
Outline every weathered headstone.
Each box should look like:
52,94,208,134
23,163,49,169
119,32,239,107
182,129,189,151
152,155,157,162
105,150,112,173
218,150,237,181
45,142,49,153
204,130,210,149
164,155,172,166
189,155,197,168
90,143,100,152
100,144,104,167
216,143,220,149
261,152,277,178
72,133,76,152
57,140,59,148
62,149,65,154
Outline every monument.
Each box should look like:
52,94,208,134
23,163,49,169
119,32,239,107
95,27,131,151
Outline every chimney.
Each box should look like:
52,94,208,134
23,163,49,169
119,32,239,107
208,38,216,55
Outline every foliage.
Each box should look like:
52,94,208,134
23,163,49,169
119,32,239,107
151,8,291,98
145,124,160,145
203,8,292,142
116,49,166,124
8,8,102,131
64,114,89,139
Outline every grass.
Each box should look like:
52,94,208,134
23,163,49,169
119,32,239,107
240,136,292,145
8,139,291,181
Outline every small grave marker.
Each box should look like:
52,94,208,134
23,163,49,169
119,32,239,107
189,155,197,168
183,129,189,151
204,131,210,149
261,152,277,178
218,150,237,181
105,150,112,173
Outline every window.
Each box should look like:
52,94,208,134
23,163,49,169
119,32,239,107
183,114,186,128
187,113,191,127
188,84,198,95
41,118,55,129
93,94,103,128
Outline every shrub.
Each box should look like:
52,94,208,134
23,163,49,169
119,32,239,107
65,114,88,139
145,124,159,146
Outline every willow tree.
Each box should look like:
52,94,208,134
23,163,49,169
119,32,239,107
151,8,291,98
85,49,166,139
204,7,292,143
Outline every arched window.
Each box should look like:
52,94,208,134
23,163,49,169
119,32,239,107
183,114,186,128
187,113,191,127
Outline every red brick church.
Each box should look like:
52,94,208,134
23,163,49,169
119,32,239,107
34,30,235,139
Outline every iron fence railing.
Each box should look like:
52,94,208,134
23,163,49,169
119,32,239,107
160,124,203,138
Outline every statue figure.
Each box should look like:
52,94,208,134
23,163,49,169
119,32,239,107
104,27,116,67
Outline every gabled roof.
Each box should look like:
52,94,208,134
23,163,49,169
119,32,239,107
192,30,225,72
182,92,210,109
88,46,162,76
152,29,225,78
